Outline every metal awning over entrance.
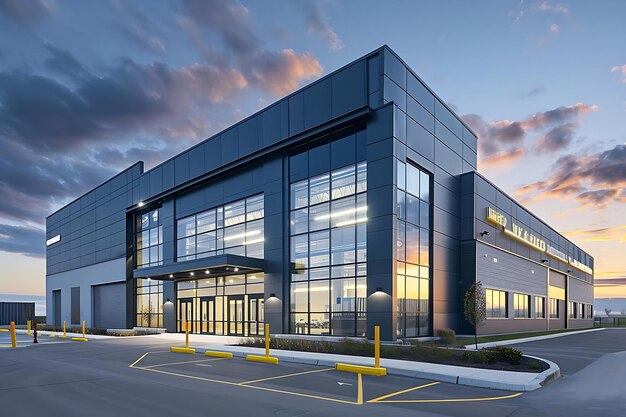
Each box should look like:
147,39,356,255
132,254,264,281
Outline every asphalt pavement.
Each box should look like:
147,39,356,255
0,329,624,417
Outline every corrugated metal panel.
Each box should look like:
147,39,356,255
0,302,35,325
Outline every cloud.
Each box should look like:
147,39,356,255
0,224,44,257
177,0,324,98
248,49,323,96
537,1,569,14
564,225,626,243
519,86,545,98
462,102,598,166
302,1,344,50
516,144,626,208
0,0,51,24
550,23,559,33
536,122,577,151
0,55,248,152
112,1,167,54
43,43,89,81
595,277,626,287
610,65,626,83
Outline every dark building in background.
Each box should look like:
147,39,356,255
0,302,35,325
45,46,594,339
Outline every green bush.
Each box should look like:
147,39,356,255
461,351,473,361
38,325,108,335
484,346,523,364
435,328,456,345
527,359,542,370
473,351,489,363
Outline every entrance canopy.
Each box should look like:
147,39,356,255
132,254,264,281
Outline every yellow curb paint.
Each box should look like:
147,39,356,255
71,337,89,342
374,392,524,404
245,355,279,364
367,382,440,403
170,346,196,354
335,363,386,376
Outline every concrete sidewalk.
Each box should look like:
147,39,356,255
464,328,604,349
179,340,559,392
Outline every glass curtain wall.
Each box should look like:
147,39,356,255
396,160,431,337
135,278,163,327
176,273,264,336
136,209,163,268
177,194,264,261
290,160,367,336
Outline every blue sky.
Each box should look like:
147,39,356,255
0,0,624,297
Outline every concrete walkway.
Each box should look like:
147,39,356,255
464,328,604,349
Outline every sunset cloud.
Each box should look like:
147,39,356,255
461,102,597,166
550,23,560,33
564,225,626,242
537,1,569,15
516,144,626,208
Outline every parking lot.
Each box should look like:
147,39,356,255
1,330,624,417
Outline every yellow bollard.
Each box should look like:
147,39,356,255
245,323,278,364
10,321,16,348
27,320,31,335
59,320,67,338
82,320,86,338
265,323,270,358
374,325,381,368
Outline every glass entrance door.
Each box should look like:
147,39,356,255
228,296,244,336
248,295,264,336
200,297,215,334
179,298,194,332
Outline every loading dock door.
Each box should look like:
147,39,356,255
93,282,126,329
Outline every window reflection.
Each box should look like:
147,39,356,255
136,209,162,268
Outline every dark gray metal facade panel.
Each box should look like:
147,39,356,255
0,302,35,325
463,171,593,283
477,242,547,296
93,281,126,329
569,278,593,304
46,163,142,276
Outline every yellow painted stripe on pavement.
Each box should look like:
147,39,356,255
129,352,150,368
134,365,360,405
238,367,333,385
368,381,440,403
374,392,524,404
142,357,228,369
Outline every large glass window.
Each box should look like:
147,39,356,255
175,273,264,336
550,298,559,318
289,160,367,337
514,293,530,318
568,301,577,318
396,161,431,337
177,194,264,261
135,278,163,327
535,296,545,319
486,288,507,318
136,209,163,268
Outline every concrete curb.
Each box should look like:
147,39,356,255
192,344,559,392
465,327,604,349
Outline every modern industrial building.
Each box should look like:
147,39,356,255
45,46,594,340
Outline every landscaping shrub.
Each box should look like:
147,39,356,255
484,346,523,364
435,328,456,345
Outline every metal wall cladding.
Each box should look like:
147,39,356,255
0,302,35,325
93,282,126,329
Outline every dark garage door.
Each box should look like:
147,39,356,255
93,282,126,329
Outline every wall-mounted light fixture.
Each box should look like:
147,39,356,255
541,259,549,263
567,269,572,273
169,274,173,278
234,267,239,272
205,270,210,275
480,231,490,237
147,277,151,282
190,272,194,276
266,293,279,301
164,298,172,304
138,201,145,207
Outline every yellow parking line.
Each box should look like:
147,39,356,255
134,363,360,405
374,392,524,404
368,381,440,403
141,357,228,369
238,367,334,385
129,352,150,368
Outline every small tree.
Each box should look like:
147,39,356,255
464,281,486,350
605,308,612,317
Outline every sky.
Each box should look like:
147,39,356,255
0,0,624,299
